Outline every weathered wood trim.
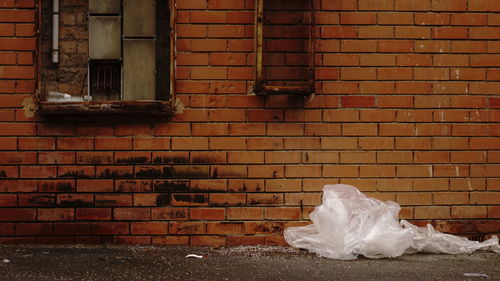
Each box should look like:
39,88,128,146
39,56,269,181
37,100,176,116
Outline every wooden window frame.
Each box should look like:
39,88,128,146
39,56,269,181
36,0,177,116
254,0,316,95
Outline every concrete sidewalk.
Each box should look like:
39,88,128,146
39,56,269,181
0,245,498,281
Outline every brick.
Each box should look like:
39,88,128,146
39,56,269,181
451,13,487,25
92,222,129,235
358,26,394,39
171,137,209,150
302,151,339,164
0,123,35,136
94,137,132,150
190,236,226,247
451,206,487,219
226,207,264,221
15,223,52,235
415,13,450,25
18,137,55,150
15,23,35,36
433,192,469,205
397,193,432,205
341,67,376,80
489,206,500,218
434,165,469,177
285,165,321,178
211,165,247,178
177,25,207,38
150,207,188,221
190,208,225,220
153,236,189,245
113,208,150,221
192,123,229,136
207,194,244,207
341,96,376,108
360,165,396,177
379,96,414,108
0,193,17,206
76,208,111,221
38,208,74,221
470,27,500,39
321,26,357,38
397,165,433,177
340,12,377,24
414,206,450,219
451,151,487,163
57,137,93,150
471,192,500,204
130,222,168,235
378,40,413,53
342,123,377,136
54,222,92,236
414,40,450,53
76,152,113,164
244,192,283,206
340,152,376,164
342,40,376,52
207,222,243,235
414,151,449,163
20,166,56,178
451,41,487,53
0,38,35,51
396,26,431,39
95,194,133,207
169,221,206,235
265,207,301,220
0,23,14,36
321,137,357,150
322,165,359,177
450,179,486,191
378,12,413,25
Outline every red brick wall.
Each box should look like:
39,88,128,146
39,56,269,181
0,0,499,245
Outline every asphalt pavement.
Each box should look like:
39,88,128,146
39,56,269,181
0,245,499,281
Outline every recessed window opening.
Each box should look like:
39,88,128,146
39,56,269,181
254,0,315,95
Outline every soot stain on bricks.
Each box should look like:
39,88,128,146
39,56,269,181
173,194,207,204
115,157,149,164
154,181,190,192
153,156,189,164
135,167,173,178
156,194,171,206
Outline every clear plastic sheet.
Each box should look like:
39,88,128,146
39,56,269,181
284,184,500,260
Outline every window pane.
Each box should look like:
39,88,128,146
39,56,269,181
89,0,121,14
123,39,156,100
123,0,156,37
89,16,121,59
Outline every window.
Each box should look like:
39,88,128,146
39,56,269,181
37,0,175,115
254,0,315,95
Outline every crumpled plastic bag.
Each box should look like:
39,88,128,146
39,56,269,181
284,184,500,260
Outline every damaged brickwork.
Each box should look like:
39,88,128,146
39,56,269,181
0,0,499,246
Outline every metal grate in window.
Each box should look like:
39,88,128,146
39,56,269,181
89,60,121,101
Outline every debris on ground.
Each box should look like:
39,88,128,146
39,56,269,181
185,254,203,259
285,184,500,260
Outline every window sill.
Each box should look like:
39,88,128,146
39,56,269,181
37,100,176,116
